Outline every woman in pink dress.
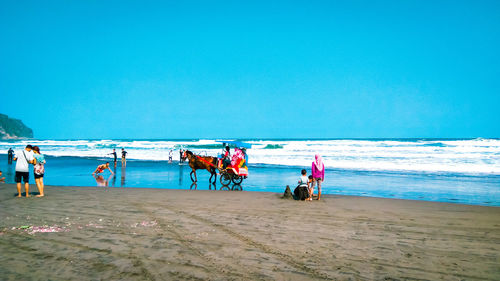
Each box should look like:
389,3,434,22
311,154,325,200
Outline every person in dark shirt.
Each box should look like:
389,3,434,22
109,149,117,165
121,148,128,166
8,148,14,164
223,146,231,169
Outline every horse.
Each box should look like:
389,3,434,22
184,150,218,184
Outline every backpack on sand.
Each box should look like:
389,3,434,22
294,185,309,201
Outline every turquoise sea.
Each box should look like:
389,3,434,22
1,138,499,206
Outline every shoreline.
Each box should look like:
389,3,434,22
4,182,500,208
1,184,500,280
8,182,500,207
2,153,499,207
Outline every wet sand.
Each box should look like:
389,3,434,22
0,184,499,280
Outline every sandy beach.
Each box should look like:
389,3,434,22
0,184,499,280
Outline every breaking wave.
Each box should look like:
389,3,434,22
1,138,499,175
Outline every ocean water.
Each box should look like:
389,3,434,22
0,138,499,206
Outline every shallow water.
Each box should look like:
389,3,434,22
1,155,499,206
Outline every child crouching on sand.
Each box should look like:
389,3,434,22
92,162,114,176
294,169,310,201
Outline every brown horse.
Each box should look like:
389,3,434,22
184,150,218,184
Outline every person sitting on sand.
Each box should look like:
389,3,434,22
33,146,46,197
92,162,114,176
294,169,310,201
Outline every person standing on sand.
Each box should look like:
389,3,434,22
307,175,314,200
13,145,35,197
92,162,114,176
32,146,46,197
312,154,325,200
8,148,14,164
121,148,128,166
109,149,117,165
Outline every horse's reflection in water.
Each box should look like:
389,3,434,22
219,184,243,191
188,182,242,191
190,182,197,190
190,182,217,190
179,164,184,186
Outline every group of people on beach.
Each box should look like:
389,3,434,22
9,145,46,197
5,144,326,199
295,154,325,201
107,148,128,166
220,145,248,168
92,148,128,177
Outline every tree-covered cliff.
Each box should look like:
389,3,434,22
0,114,33,139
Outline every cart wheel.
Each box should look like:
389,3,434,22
220,173,231,186
231,175,243,185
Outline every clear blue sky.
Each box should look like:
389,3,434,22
1,0,499,139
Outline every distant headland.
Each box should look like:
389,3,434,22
0,113,33,140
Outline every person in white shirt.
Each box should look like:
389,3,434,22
13,145,35,197
294,169,311,201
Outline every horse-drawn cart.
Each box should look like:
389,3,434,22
216,141,251,186
183,141,251,186
218,159,248,185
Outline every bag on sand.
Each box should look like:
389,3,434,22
294,185,309,201
283,185,293,199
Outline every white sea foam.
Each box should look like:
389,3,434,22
1,139,499,175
